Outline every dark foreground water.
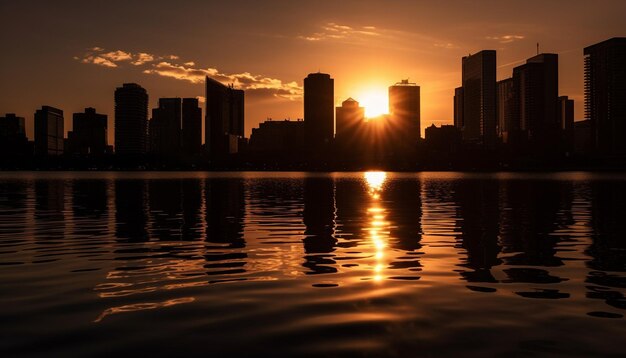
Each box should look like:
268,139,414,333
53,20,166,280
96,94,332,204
1,171,626,357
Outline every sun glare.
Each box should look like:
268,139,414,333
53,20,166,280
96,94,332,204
357,89,388,118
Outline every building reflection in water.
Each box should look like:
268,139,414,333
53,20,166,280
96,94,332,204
586,181,626,314
302,177,337,275
115,180,149,242
5,172,625,325
204,178,247,278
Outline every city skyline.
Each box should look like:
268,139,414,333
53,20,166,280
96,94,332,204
2,0,626,143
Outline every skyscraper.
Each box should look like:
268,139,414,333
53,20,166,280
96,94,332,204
150,98,182,158
0,113,29,157
513,53,559,148
34,106,64,156
461,50,497,146
584,37,626,155
389,79,420,142
115,83,148,155
496,78,519,143
304,72,334,146
182,98,202,155
558,96,575,152
335,98,365,144
205,76,245,158
67,107,108,156
453,87,464,130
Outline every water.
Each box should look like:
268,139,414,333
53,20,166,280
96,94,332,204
1,171,625,357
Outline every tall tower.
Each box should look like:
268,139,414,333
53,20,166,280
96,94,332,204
336,98,365,145
205,76,245,158
304,72,334,146
182,98,202,155
461,50,497,146
389,79,421,142
513,53,559,148
584,37,626,155
149,98,182,157
34,106,64,156
70,107,108,156
115,83,148,155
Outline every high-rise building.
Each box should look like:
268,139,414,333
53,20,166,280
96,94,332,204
115,83,148,155
453,87,464,130
230,89,244,137
584,37,626,155
389,79,421,142
496,78,519,143
150,98,181,158
205,76,245,158
304,72,334,146
0,113,29,157
182,98,202,155
335,98,365,143
461,50,497,146
34,106,64,156
558,96,575,152
513,53,559,148
249,119,305,154
67,108,107,156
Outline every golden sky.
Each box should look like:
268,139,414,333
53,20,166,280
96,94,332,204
1,0,625,142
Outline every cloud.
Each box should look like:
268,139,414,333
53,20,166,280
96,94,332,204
77,47,158,68
90,57,118,68
297,23,458,55
132,52,155,65
299,22,381,41
101,50,132,62
143,62,303,100
486,35,525,44
434,42,458,49
76,46,302,101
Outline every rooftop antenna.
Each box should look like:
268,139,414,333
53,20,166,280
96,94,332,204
537,42,539,55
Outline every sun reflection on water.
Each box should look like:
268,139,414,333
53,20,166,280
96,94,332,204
364,171,389,282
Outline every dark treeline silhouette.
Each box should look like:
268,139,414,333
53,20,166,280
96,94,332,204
1,37,625,171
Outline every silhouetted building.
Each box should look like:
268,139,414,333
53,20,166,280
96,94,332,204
389,79,421,144
558,96,575,153
304,72,334,146
0,113,29,157
584,37,626,155
115,83,148,155
453,87,464,129
513,53,559,151
574,119,593,154
425,124,461,152
335,98,365,146
497,78,520,144
249,119,305,154
461,50,497,146
150,98,181,158
67,108,108,156
182,98,202,155
34,106,64,156
205,76,245,158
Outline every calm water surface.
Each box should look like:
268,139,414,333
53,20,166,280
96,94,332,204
1,171,626,357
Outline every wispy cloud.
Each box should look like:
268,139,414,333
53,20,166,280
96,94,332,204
76,47,302,100
298,23,458,54
486,35,525,44
298,22,382,41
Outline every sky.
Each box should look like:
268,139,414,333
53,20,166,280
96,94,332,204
1,0,625,143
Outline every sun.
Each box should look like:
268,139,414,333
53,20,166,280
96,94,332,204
357,88,388,118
